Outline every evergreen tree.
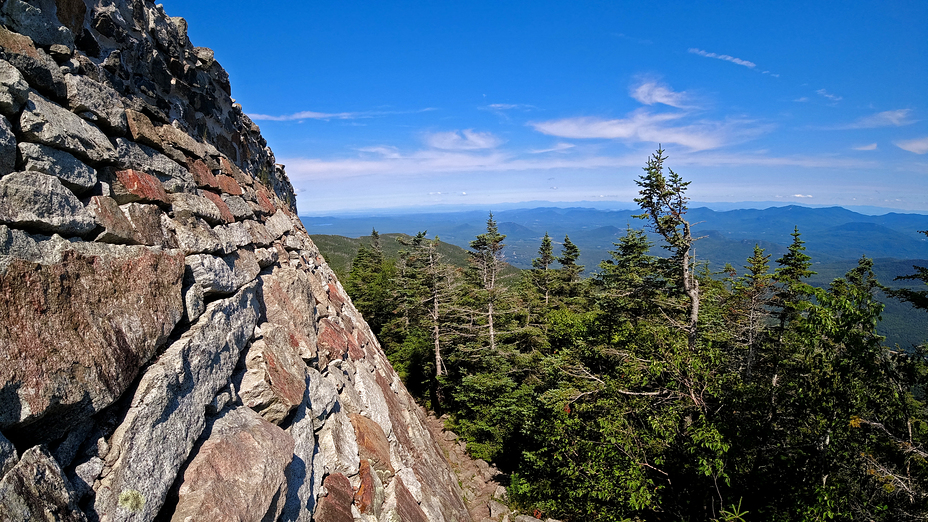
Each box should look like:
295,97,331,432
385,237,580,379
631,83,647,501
469,212,507,351
532,232,556,306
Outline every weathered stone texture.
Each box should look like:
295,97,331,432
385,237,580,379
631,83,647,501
64,73,128,135
237,332,307,424
94,282,259,522
18,141,98,193
0,446,86,521
169,407,294,522
0,242,184,439
0,171,96,236
0,58,29,115
313,473,354,522
0,114,14,176
20,91,116,164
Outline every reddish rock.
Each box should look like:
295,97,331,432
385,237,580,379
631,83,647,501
89,195,136,244
216,174,243,196
113,169,169,205
350,414,395,476
255,184,276,214
395,476,429,522
170,407,294,522
186,158,220,190
318,318,349,363
347,330,365,361
258,269,318,361
124,109,162,149
220,156,251,187
238,332,307,424
0,26,39,59
0,246,185,440
202,190,235,223
354,459,379,515
122,202,175,247
314,473,354,522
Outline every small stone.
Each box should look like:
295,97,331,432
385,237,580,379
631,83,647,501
158,122,203,158
222,194,254,220
48,44,71,61
125,109,163,150
216,174,243,196
183,280,205,323
0,59,29,115
0,171,95,236
123,202,175,247
489,499,510,519
17,142,97,193
255,247,278,268
186,158,219,189
19,92,115,164
202,190,235,223
185,250,259,296
163,214,222,254
265,210,294,240
244,219,275,247
114,138,196,193
88,195,135,244
214,221,251,254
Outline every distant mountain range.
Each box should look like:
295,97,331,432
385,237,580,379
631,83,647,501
303,205,928,348
302,205,928,271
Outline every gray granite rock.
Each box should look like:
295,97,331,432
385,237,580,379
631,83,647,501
0,59,28,115
18,141,97,193
265,209,294,240
280,374,321,522
316,408,360,477
0,431,16,477
163,214,222,254
0,0,74,49
170,192,223,225
0,115,13,176
222,194,254,220
214,221,252,253
0,37,67,101
94,282,259,522
64,73,128,135
0,445,86,522
114,138,196,193
19,91,116,164
186,250,260,296
0,171,95,236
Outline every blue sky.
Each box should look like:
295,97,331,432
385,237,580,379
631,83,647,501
160,1,927,214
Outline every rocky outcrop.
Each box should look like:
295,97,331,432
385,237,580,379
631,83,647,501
0,1,469,521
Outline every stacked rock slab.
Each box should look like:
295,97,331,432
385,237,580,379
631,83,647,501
0,1,470,521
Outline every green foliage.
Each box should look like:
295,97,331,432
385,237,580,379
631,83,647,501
333,149,928,522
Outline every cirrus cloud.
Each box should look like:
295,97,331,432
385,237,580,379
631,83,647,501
895,136,928,154
426,129,503,150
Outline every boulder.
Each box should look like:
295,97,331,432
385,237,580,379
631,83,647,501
185,250,260,296
317,409,360,477
163,214,222,254
216,174,243,196
0,58,28,115
64,74,128,135
258,268,318,361
94,282,259,522
122,202,175,247
265,209,294,239
0,241,184,441
0,0,75,49
113,138,196,194
202,190,235,223
170,407,295,522
0,445,86,522
111,168,170,205
170,192,222,225
223,194,254,220
0,28,67,101
214,221,252,253
313,473,354,522
237,330,308,424
18,141,97,193
354,459,385,516
0,171,96,236
350,414,395,477
19,91,116,164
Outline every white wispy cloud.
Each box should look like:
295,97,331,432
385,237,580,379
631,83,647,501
279,147,874,182
629,80,691,108
895,136,928,154
482,103,535,111
688,48,756,68
840,109,914,129
529,109,767,151
792,194,813,198
425,129,503,150
816,89,842,102
794,97,809,102
853,143,878,151
530,143,575,154
248,107,436,121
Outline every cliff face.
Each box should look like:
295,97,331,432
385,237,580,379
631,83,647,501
0,1,470,521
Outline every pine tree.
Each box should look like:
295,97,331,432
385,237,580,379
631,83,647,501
469,212,507,351
532,232,556,306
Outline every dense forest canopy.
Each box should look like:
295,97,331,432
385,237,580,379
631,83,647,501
338,150,928,521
